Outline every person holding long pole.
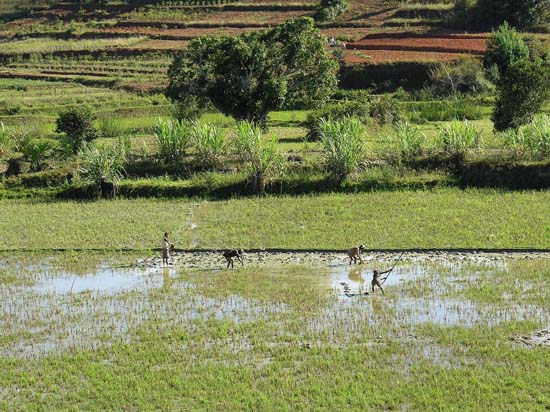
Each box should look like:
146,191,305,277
371,253,404,294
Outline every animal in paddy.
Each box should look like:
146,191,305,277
347,244,366,265
223,249,244,268
100,176,115,199
371,268,392,295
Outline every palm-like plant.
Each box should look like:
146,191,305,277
234,122,283,193
153,119,191,162
318,116,366,180
388,121,425,160
78,137,129,187
191,122,227,169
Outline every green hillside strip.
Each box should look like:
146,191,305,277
1,189,549,251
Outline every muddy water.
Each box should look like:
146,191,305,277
1,254,549,358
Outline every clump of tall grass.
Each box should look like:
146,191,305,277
502,115,550,159
78,137,129,185
317,116,366,180
437,120,481,155
408,99,484,123
98,116,124,138
234,122,284,193
190,122,227,169
387,121,425,160
152,119,190,162
0,122,17,157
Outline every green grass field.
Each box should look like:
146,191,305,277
1,189,550,251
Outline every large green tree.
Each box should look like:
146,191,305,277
166,18,338,125
484,23,550,131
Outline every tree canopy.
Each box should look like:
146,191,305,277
166,18,338,124
484,23,550,131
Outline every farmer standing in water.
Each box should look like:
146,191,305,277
347,244,366,265
162,232,173,266
371,268,393,294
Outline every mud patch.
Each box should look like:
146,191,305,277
511,329,550,347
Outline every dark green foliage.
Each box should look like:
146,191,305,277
305,100,369,141
166,18,338,125
483,23,530,81
55,107,97,155
493,59,550,131
456,0,550,29
476,0,549,29
429,57,493,96
339,62,433,93
316,0,348,21
486,24,550,131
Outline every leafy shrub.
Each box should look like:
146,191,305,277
318,116,366,180
429,57,493,96
454,0,549,29
56,107,97,155
190,122,227,169
493,59,550,131
78,137,129,186
316,0,348,21
22,138,60,172
305,100,369,141
153,119,191,162
484,23,530,82
387,121,425,160
437,120,481,155
369,95,403,126
234,122,284,193
486,23,550,131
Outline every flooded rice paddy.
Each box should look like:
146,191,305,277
1,252,549,359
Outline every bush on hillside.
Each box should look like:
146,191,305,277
369,95,403,126
56,107,97,155
429,57,493,96
305,100,369,141
316,0,348,21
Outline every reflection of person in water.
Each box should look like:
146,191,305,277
348,267,365,285
162,266,172,290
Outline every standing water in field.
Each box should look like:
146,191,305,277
1,253,549,358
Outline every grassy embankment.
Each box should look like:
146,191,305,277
1,189,550,251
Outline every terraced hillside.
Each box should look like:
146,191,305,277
0,0,502,93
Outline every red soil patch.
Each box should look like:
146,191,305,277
343,49,466,64
350,34,487,55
